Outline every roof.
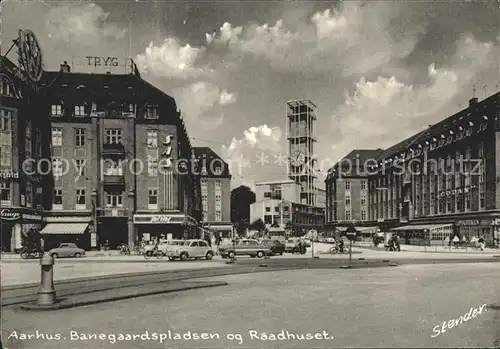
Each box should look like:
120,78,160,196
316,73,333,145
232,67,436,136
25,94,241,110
192,147,231,178
325,149,383,181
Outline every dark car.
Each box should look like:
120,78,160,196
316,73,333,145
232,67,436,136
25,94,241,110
261,239,285,256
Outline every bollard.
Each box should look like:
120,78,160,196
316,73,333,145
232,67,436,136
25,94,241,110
37,254,56,305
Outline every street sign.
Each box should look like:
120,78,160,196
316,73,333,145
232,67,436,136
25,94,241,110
345,224,358,241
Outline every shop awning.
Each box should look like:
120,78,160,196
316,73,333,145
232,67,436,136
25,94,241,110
391,224,452,232
41,223,89,235
204,225,233,232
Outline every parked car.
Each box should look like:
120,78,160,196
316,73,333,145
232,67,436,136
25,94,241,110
260,239,285,256
165,239,214,261
142,240,184,256
325,237,336,244
48,243,85,258
285,238,302,253
219,239,272,258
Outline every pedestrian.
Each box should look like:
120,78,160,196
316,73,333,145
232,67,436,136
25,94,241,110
478,236,485,251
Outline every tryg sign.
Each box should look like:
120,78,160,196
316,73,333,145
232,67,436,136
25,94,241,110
86,56,119,67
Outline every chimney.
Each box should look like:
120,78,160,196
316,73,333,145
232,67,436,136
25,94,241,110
469,97,478,106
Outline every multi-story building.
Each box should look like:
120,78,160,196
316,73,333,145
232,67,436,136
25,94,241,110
365,93,500,245
0,56,53,252
250,179,324,230
39,61,201,250
193,147,232,238
325,149,383,225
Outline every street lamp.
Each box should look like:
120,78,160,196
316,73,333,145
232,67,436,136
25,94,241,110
91,189,97,250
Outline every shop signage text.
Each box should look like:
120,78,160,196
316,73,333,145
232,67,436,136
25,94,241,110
456,219,498,226
86,56,119,67
151,215,172,223
439,185,476,198
134,214,184,224
161,135,173,169
1,209,21,221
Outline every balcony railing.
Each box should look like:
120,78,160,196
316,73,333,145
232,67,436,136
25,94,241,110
96,207,128,217
102,142,125,156
102,174,125,186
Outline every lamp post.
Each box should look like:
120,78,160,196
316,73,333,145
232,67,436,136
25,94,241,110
91,189,97,250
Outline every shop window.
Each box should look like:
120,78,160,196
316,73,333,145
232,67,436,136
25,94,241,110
148,189,158,210
53,189,63,209
1,182,11,205
76,189,86,209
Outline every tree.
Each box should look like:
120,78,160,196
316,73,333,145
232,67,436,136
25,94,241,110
231,185,256,224
250,218,266,232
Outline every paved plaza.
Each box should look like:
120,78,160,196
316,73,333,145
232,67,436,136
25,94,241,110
2,263,499,348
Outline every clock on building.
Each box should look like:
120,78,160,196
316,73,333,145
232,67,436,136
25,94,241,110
289,150,305,166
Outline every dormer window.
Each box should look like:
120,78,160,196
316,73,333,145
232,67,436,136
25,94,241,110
145,105,158,120
51,104,63,117
74,105,86,117
214,166,222,175
465,128,473,137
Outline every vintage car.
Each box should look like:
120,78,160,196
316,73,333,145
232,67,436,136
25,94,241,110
284,238,304,253
219,239,272,258
165,239,214,261
142,240,184,255
260,239,285,256
48,243,85,258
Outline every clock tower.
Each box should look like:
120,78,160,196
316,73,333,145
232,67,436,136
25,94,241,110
286,99,318,206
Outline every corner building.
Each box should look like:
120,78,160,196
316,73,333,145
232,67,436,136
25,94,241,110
0,57,53,252
41,65,201,250
367,94,500,245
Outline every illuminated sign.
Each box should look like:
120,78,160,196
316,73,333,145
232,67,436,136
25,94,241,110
161,135,173,169
86,56,119,67
1,209,21,221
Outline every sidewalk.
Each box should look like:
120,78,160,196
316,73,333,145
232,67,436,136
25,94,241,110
353,242,499,254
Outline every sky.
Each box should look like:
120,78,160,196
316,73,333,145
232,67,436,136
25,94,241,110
2,0,499,189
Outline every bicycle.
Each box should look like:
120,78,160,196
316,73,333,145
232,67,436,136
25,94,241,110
20,249,43,259
143,248,164,260
330,245,351,254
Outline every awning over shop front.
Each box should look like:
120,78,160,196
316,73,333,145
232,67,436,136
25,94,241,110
203,224,233,232
391,224,452,232
41,223,89,235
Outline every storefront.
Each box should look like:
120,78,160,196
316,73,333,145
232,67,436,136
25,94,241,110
133,213,198,241
40,216,92,250
391,224,453,246
202,222,234,239
455,217,500,244
0,208,43,252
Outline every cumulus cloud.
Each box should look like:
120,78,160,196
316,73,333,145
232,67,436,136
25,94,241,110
219,89,236,105
206,2,424,75
46,3,127,43
328,33,499,160
135,38,206,79
221,125,282,188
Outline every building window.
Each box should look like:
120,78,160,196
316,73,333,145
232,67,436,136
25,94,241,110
202,195,208,211
345,181,351,191
265,207,271,212
361,210,367,221
75,128,85,147
148,189,158,210
145,105,158,119
361,198,366,206
478,143,484,158
345,211,351,221
52,158,63,177
215,195,221,209
74,105,86,117
53,189,63,209
360,181,366,191
52,128,63,146
0,109,11,131
75,159,86,177
479,192,485,210
106,193,123,208
147,157,157,176
269,184,282,200
465,194,471,211
214,166,222,175
215,180,221,191
51,104,63,117
215,211,222,222
201,179,208,194
105,129,122,144
345,196,351,206
147,130,158,147
1,182,11,204
76,189,86,209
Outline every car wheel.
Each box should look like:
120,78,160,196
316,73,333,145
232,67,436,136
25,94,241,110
180,252,188,261
74,252,81,258
51,253,58,258
205,251,214,260
228,251,235,259
257,251,264,258
279,252,283,256
168,257,174,261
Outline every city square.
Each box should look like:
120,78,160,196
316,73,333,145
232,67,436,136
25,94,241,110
1,0,500,348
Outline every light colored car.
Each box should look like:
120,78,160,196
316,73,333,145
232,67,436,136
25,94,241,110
325,237,336,244
143,240,184,255
285,238,301,253
48,243,85,258
219,239,272,258
166,239,214,261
